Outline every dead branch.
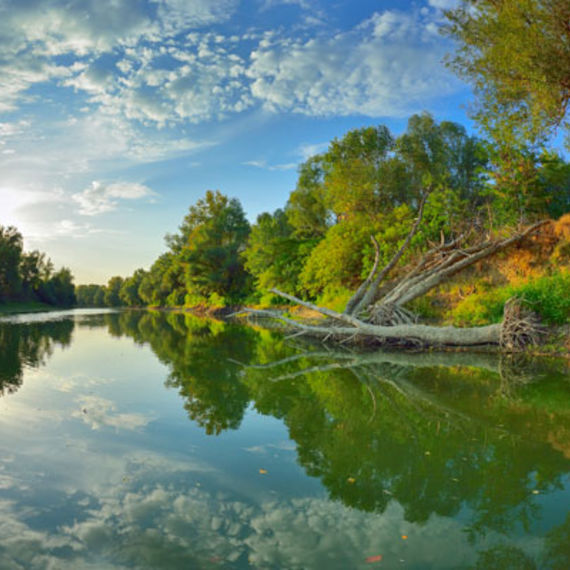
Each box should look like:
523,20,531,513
269,288,364,328
345,191,430,316
246,220,551,350
239,305,502,347
499,297,547,352
379,220,550,308
343,235,380,315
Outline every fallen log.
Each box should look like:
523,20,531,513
241,307,501,347
238,219,550,350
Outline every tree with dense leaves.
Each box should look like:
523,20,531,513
173,190,252,303
285,114,489,297
244,209,310,296
104,276,125,307
444,0,570,147
20,251,53,299
119,268,147,307
0,225,23,301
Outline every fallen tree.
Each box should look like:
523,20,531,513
239,215,550,350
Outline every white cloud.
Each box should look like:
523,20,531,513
428,0,460,10
297,141,329,161
72,181,156,216
243,159,297,171
0,3,461,128
246,9,460,118
261,0,314,11
72,395,154,431
156,0,239,33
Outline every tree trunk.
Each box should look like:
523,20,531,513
237,219,550,350
242,307,500,346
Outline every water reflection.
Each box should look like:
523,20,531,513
0,317,74,395
0,310,568,569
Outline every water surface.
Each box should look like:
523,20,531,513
0,309,569,569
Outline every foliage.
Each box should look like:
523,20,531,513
119,269,147,307
76,284,107,307
451,271,570,326
104,276,125,307
0,225,75,307
243,209,308,295
174,190,252,302
444,0,570,148
0,225,23,300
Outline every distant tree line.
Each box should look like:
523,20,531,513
0,225,76,307
76,111,570,311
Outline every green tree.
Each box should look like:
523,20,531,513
174,191,252,303
93,286,106,307
76,284,106,307
20,251,53,299
119,268,147,307
244,209,308,295
104,276,125,307
444,0,570,147
48,267,76,306
286,156,330,239
0,225,23,301
294,115,489,297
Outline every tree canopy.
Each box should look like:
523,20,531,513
444,0,570,147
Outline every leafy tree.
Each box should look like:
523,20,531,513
0,225,23,300
537,151,570,219
444,0,570,147
20,251,53,299
292,114,489,297
104,276,125,307
286,156,330,239
46,268,76,306
93,286,106,307
244,209,308,295
119,268,147,307
138,253,185,306
76,284,106,307
174,191,252,303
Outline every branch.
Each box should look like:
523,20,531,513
381,220,550,306
348,191,430,316
343,235,380,315
269,288,364,328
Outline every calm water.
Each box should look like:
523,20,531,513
0,309,568,570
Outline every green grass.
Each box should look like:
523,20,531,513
451,271,570,326
0,301,58,316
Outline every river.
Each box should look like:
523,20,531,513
0,309,568,569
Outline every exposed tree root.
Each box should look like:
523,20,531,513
239,219,550,351
499,297,547,352
368,302,418,326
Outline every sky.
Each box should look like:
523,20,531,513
0,0,471,284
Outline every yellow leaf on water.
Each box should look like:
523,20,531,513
259,469,268,474
347,477,356,484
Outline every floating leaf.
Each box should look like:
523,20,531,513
365,554,383,563
259,468,268,474
347,477,356,484
401,535,408,540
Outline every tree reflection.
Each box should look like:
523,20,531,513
105,311,257,434
0,319,74,395
108,311,569,566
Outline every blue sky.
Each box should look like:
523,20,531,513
0,0,471,284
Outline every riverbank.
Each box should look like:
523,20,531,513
0,301,59,316
155,303,570,358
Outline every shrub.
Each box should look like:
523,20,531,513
450,271,570,326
